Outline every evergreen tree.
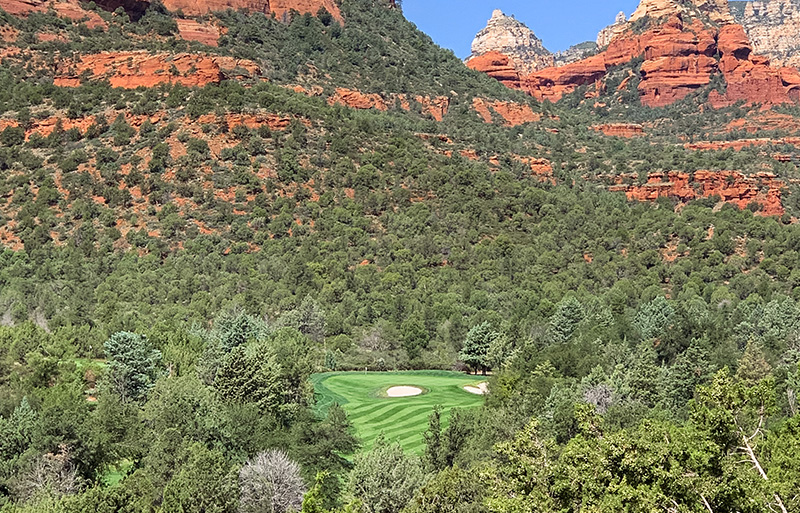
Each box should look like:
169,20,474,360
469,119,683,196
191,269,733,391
459,323,499,374
634,296,675,341
736,339,772,385
548,297,584,343
103,332,162,403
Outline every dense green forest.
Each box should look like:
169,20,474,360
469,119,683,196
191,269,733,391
0,0,798,511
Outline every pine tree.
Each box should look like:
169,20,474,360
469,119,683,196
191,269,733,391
459,322,499,374
103,332,162,402
736,339,772,385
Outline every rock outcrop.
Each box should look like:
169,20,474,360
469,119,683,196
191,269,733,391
597,11,628,48
176,19,221,46
54,52,261,89
0,0,106,27
629,0,733,25
590,123,645,137
0,0,342,22
269,0,341,21
327,88,388,110
472,98,541,126
554,42,598,67
734,0,800,68
159,0,341,19
608,170,785,215
472,0,800,109
467,10,554,75
465,51,524,90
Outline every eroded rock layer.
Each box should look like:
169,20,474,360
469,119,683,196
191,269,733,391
0,0,341,22
608,170,785,216
54,52,261,89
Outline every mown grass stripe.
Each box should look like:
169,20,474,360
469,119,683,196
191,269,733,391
312,371,484,454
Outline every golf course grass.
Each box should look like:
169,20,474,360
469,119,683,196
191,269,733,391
312,371,486,454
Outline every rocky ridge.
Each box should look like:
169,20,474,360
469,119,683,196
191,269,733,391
468,10,554,74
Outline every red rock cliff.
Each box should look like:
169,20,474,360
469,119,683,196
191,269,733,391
54,52,261,89
471,0,800,108
0,0,341,22
609,170,785,215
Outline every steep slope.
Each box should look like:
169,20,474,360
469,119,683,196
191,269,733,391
733,0,800,68
0,0,798,340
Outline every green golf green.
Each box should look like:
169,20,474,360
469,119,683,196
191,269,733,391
312,371,486,454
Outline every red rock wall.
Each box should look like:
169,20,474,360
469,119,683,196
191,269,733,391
471,14,800,109
327,88,388,110
0,0,341,23
471,98,541,126
269,0,341,22
465,51,523,90
609,170,785,215
54,52,260,89
590,123,645,137
176,19,220,46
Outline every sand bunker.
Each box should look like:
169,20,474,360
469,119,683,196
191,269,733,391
386,386,424,397
464,382,489,395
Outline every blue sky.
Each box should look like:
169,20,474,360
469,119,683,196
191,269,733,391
403,1,641,57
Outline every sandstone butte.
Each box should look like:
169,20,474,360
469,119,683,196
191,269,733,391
469,2,800,108
608,170,785,215
53,52,261,89
0,0,341,24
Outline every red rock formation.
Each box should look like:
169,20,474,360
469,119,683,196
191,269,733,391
36,31,68,43
522,54,607,102
726,111,800,133
327,88,387,110
195,113,293,131
516,156,554,178
465,51,523,89
0,0,340,23
157,0,341,21
472,98,541,126
269,0,341,22
610,170,785,215
474,8,800,108
415,95,450,121
591,123,645,137
711,24,800,106
287,84,324,96
176,19,220,46
54,52,260,88
1,0,107,27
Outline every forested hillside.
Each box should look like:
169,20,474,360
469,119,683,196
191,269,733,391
0,0,798,511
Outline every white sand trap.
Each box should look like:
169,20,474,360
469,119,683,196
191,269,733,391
386,386,424,397
464,382,489,395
